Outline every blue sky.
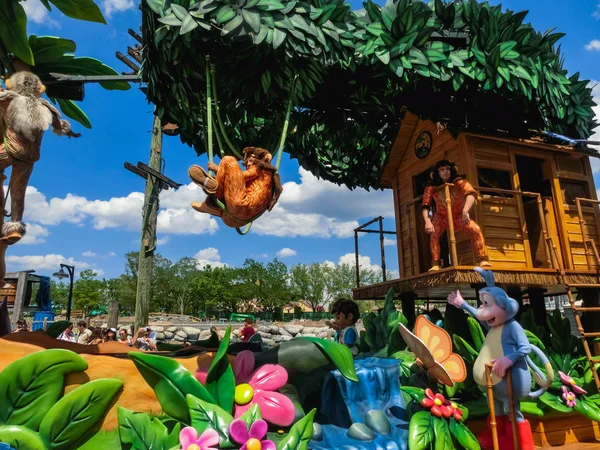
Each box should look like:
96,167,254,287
7,0,600,282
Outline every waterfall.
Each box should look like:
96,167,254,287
310,357,409,450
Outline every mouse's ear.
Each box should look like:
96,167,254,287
474,267,495,287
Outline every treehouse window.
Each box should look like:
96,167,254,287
477,167,512,197
556,154,584,174
560,180,590,205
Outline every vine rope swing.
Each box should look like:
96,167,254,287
204,57,296,235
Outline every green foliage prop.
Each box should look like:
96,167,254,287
129,351,215,423
275,408,316,450
0,425,47,450
186,395,235,448
0,349,88,430
361,287,407,356
205,326,236,413
142,0,597,189
300,336,359,382
117,407,181,450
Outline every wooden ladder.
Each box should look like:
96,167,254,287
563,283,600,392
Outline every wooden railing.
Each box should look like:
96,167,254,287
397,184,562,277
575,197,600,270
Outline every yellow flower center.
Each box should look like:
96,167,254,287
568,394,574,401
235,383,254,405
187,445,201,450
434,398,443,406
568,378,575,385
451,402,458,410
246,438,262,450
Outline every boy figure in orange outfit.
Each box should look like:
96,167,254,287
421,159,491,271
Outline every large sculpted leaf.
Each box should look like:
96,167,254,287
299,337,358,382
408,411,433,450
275,408,315,450
206,326,235,413
118,407,180,450
29,36,76,66
449,417,480,450
186,395,234,448
36,56,130,91
48,0,106,24
130,352,215,423
0,425,46,450
0,349,88,430
39,378,123,450
54,98,91,129
0,2,34,66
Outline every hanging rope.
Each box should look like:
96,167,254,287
204,59,296,235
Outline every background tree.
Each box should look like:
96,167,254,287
73,269,104,314
290,263,328,312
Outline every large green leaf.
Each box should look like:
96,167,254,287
574,398,600,422
206,326,235,413
432,416,453,450
117,407,180,450
0,2,33,65
408,411,433,450
186,395,234,448
520,400,544,416
449,417,480,450
275,408,315,450
54,98,91,129
539,392,572,413
39,378,123,450
239,403,262,429
300,337,358,382
467,317,485,352
29,36,76,66
48,0,106,24
0,349,88,430
36,56,130,91
400,386,426,403
129,351,215,423
0,425,46,450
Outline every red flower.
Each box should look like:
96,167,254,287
420,388,449,418
450,401,463,421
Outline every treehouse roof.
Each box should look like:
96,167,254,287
141,0,597,190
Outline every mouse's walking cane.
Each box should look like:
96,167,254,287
485,363,500,450
506,369,520,450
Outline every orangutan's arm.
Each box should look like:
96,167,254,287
242,165,260,182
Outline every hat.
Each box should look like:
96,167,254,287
109,328,117,332
145,326,152,331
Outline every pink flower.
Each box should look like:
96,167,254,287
558,371,587,395
233,350,256,384
234,364,295,427
229,419,276,450
561,386,577,408
179,427,219,450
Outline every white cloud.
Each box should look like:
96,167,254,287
82,251,97,257
156,237,169,245
585,40,600,51
19,224,50,244
337,253,399,279
157,209,219,235
276,248,297,258
194,247,227,269
384,238,397,247
102,0,135,16
21,0,60,27
594,2,600,19
6,254,90,272
108,252,116,257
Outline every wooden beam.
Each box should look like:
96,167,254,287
10,271,29,329
128,28,143,43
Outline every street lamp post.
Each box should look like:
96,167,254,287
53,264,75,321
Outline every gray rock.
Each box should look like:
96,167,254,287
317,327,329,334
317,332,328,339
347,423,375,441
312,423,323,442
271,335,283,342
303,327,316,334
280,335,292,341
263,338,276,347
284,325,303,336
200,330,211,337
327,329,335,337
173,335,185,342
259,331,271,338
175,330,187,339
258,325,270,333
270,325,280,334
155,333,166,341
303,333,317,338
164,331,174,339
150,326,164,332
279,328,292,337
182,327,201,335
365,410,391,435
167,326,178,333
295,333,303,337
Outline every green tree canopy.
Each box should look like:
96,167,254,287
142,0,597,189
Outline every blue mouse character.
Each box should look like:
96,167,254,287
447,267,553,450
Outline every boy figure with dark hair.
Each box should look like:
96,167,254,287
334,300,360,356
422,159,491,271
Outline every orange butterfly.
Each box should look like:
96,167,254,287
398,315,467,387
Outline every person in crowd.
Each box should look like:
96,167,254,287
105,327,117,342
135,326,157,351
13,318,28,333
57,323,76,342
101,328,108,342
239,318,256,343
76,320,92,344
86,327,104,345
118,328,132,345
210,326,220,340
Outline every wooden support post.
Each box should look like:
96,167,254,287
528,288,547,326
107,301,120,330
379,217,387,282
10,271,28,329
354,230,360,288
400,292,416,328
43,316,48,331
444,184,458,266
134,115,162,333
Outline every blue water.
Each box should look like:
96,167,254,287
310,357,409,450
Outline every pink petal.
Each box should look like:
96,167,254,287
261,440,277,450
249,419,268,440
558,371,570,384
254,390,296,426
234,402,252,419
240,445,248,450
234,351,256,384
196,370,208,385
572,385,588,395
249,364,288,391
180,426,199,448
229,419,250,444
198,429,220,448
561,386,568,395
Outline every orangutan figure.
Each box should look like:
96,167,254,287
0,71,80,245
188,147,282,228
